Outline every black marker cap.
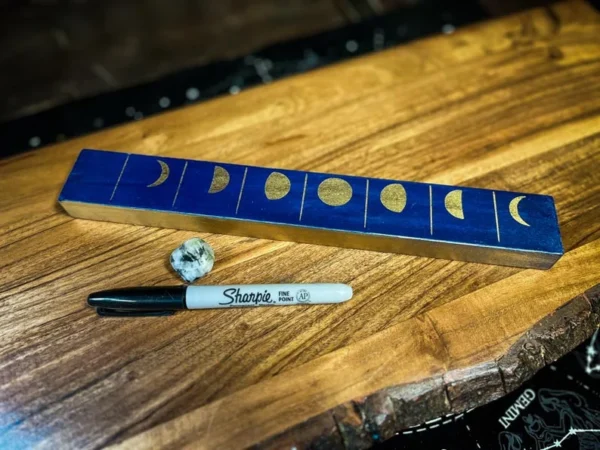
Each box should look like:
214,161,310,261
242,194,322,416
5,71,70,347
88,286,187,317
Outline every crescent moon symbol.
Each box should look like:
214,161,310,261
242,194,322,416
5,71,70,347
208,166,230,193
147,160,170,187
509,196,530,227
444,189,464,219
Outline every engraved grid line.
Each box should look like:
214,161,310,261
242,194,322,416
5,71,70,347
493,191,500,242
235,167,248,214
299,173,308,221
109,153,130,201
429,185,433,235
172,161,188,207
363,179,369,228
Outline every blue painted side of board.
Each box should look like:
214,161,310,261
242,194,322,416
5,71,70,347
59,149,563,256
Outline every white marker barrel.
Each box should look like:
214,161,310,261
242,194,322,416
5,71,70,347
186,284,352,309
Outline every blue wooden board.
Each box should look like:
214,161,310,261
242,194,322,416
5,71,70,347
59,149,563,269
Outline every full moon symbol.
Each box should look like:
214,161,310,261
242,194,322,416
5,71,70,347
208,166,230,193
444,189,464,219
264,172,291,200
317,178,353,206
509,196,530,226
147,160,170,187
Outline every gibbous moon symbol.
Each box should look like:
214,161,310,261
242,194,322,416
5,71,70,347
509,196,530,226
147,160,170,187
318,178,352,206
208,166,230,193
380,183,407,213
444,189,464,219
264,172,291,200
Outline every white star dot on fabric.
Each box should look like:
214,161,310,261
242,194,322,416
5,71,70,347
345,40,358,53
159,96,171,108
186,87,200,101
442,24,456,34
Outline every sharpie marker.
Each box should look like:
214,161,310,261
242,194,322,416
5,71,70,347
88,283,353,317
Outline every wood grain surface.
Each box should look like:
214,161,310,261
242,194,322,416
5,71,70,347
1,2,599,449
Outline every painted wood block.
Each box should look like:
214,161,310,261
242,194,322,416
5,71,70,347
59,149,563,268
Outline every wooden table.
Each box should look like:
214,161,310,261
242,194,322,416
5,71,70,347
1,2,599,448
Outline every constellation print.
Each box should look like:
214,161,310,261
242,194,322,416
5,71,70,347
585,330,600,376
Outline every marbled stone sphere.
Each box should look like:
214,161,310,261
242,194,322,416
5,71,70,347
170,238,215,283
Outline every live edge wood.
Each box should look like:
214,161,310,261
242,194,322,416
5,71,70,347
0,2,599,450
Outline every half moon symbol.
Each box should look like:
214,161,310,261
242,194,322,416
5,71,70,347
380,183,407,213
147,160,170,187
444,189,464,219
208,166,230,193
264,172,291,200
509,196,530,226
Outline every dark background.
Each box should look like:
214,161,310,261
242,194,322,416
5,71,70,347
0,0,549,123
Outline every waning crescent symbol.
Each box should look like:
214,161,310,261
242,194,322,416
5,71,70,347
208,166,230,193
147,160,170,187
444,189,464,219
509,196,530,227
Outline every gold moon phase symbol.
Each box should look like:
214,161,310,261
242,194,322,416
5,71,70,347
380,183,407,213
318,178,353,206
147,160,170,187
208,166,230,193
444,189,464,219
264,172,291,200
509,196,530,226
